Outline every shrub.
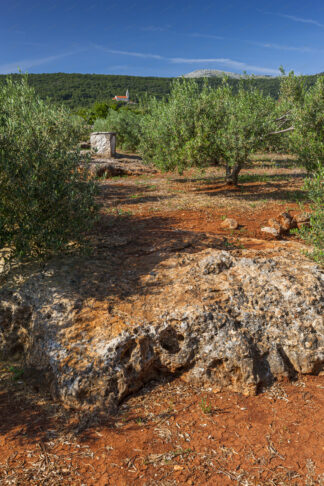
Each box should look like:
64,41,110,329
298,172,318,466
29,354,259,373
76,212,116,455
93,108,141,152
0,75,97,259
76,106,96,125
92,101,110,119
296,164,324,265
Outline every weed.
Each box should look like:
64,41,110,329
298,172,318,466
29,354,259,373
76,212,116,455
169,448,192,458
200,398,212,414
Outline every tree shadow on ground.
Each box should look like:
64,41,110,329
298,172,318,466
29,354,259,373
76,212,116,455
196,184,307,203
98,182,174,206
114,152,142,161
0,206,235,441
170,171,305,186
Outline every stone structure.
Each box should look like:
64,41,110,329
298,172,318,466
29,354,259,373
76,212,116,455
112,89,129,102
90,132,116,157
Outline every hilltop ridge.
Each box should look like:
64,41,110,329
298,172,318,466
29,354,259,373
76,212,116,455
182,69,273,79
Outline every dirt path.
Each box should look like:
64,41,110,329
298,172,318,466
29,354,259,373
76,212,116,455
0,158,323,485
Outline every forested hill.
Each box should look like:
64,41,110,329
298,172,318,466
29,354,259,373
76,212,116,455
0,73,174,109
0,72,321,110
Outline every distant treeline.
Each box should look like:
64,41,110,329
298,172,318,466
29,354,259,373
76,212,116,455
0,72,322,110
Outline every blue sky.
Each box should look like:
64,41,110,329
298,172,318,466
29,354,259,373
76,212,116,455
1,0,323,77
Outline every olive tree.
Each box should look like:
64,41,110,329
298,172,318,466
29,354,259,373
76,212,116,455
140,79,276,184
279,74,324,264
0,75,97,258
297,165,324,264
289,76,324,172
217,84,276,184
140,79,226,173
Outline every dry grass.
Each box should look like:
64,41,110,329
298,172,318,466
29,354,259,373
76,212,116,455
99,159,307,217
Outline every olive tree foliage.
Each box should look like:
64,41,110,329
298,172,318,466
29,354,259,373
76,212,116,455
139,79,275,184
297,165,324,265
217,84,276,184
288,76,324,173
279,73,324,264
139,80,227,174
0,75,97,259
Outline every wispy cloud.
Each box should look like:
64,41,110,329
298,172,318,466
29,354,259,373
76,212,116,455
190,32,320,54
94,45,279,75
261,11,324,28
98,47,164,60
249,41,320,53
0,50,82,74
279,13,324,28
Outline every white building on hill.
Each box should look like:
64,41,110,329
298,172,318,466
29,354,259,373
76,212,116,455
112,89,129,102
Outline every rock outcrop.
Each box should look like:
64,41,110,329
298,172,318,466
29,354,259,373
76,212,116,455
0,248,323,411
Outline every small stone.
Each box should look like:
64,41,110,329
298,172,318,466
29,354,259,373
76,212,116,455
220,218,239,230
294,212,311,224
261,226,280,238
278,212,294,232
268,218,282,233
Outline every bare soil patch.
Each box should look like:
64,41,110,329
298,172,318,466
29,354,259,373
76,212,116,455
0,367,323,485
1,154,323,485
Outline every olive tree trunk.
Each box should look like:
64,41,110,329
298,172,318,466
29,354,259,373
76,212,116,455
225,162,243,186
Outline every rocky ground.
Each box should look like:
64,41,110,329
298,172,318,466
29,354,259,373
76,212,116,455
0,153,323,485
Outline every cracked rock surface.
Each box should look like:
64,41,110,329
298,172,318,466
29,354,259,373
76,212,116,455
0,248,323,411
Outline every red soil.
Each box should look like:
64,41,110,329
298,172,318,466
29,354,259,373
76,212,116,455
1,164,323,485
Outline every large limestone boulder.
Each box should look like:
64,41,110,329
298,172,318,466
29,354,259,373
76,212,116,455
0,248,323,411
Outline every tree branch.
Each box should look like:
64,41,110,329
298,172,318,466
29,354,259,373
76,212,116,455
268,126,295,135
275,113,291,122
